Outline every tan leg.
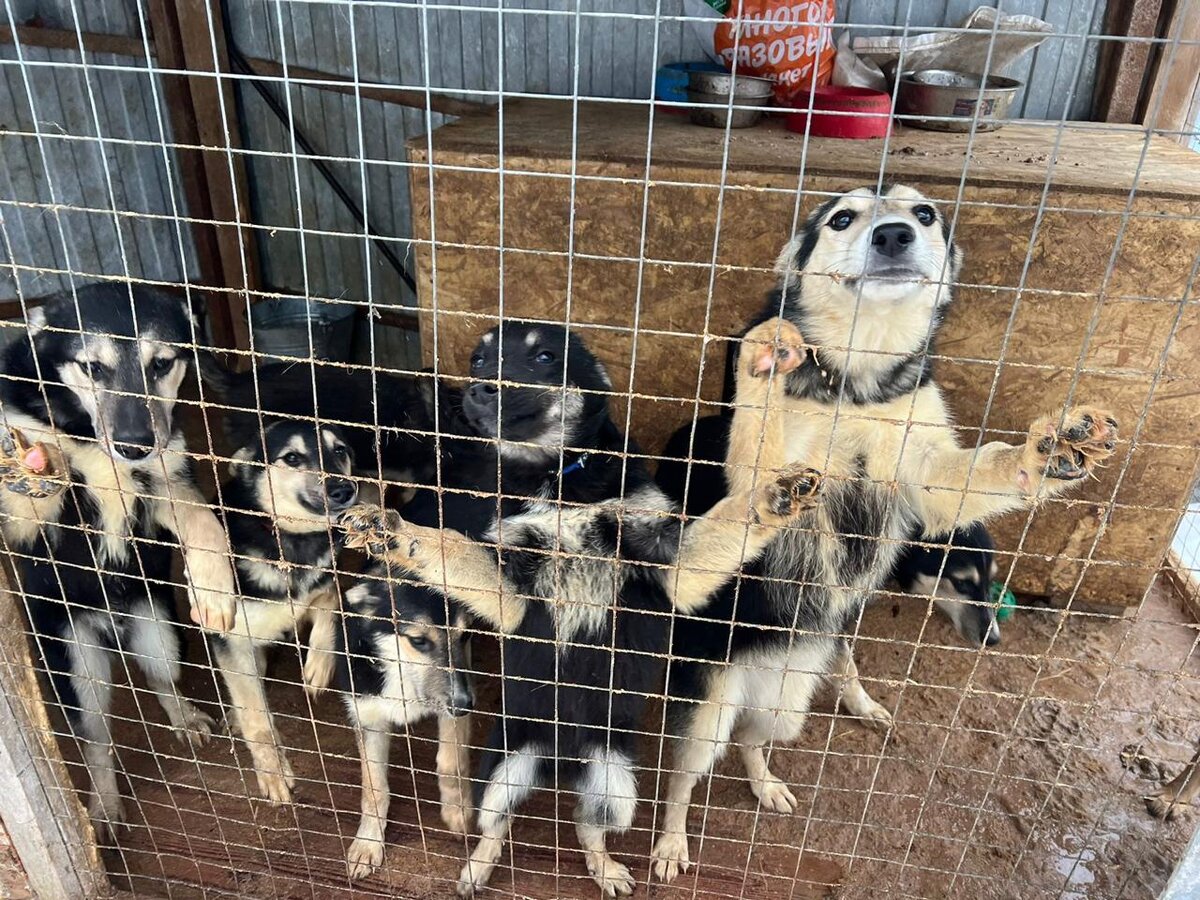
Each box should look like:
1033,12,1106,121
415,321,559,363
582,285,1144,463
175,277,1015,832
339,506,525,633
214,638,295,804
576,822,635,898
913,406,1119,535
1148,744,1200,820
347,721,392,880
152,483,236,632
830,641,893,732
301,587,339,696
437,713,473,834
724,317,806,497
666,464,822,614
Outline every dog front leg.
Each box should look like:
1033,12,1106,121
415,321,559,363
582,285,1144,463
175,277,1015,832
914,407,1119,536
665,464,822,614
302,587,340,697
339,505,526,632
347,717,392,880
153,484,236,632
437,713,473,834
724,317,806,497
213,637,295,804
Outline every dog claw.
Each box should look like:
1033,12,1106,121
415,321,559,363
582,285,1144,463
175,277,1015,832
0,428,67,499
1023,405,1118,491
742,317,808,379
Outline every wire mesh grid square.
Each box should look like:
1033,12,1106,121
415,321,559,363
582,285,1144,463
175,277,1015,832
0,1,1198,899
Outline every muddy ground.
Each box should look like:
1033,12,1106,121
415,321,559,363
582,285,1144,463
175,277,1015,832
39,574,1197,900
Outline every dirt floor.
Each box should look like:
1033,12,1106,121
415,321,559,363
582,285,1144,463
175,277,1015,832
35,572,1196,900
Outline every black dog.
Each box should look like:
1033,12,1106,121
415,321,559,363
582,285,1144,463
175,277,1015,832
0,284,235,837
339,323,819,896
893,524,1000,647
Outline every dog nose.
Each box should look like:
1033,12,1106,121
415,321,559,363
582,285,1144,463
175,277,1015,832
449,677,474,717
983,623,1001,647
326,478,357,507
113,440,152,461
872,222,915,258
467,382,498,401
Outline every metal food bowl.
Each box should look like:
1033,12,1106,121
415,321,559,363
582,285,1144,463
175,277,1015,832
895,69,1022,132
686,70,774,129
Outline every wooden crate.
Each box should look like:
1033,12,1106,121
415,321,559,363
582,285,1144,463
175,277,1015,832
408,99,1200,609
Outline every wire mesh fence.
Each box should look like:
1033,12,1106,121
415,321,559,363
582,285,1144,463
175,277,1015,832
0,2,1198,899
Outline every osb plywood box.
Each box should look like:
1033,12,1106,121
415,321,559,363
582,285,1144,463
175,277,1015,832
408,99,1200,609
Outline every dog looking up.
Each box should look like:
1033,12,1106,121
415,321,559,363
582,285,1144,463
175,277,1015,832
338,322,822,897
0,284,235,837
651,185,1118,881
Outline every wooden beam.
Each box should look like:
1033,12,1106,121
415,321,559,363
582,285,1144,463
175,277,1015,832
0,24,490,119
156,0,259,357
0,567,110,898
1094,0,1167,123
1142,0,1200,141
142,2,242,351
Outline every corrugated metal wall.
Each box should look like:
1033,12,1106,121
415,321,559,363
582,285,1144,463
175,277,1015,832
2,0,1107,354
0,1,196,304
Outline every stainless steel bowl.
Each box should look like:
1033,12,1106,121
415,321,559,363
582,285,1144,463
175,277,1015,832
686,70,774,128
895,69,1022,132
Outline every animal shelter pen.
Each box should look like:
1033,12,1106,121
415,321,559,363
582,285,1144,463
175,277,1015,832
0,0,1199,897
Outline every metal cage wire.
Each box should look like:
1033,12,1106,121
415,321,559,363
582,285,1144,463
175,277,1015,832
0,1,1198,898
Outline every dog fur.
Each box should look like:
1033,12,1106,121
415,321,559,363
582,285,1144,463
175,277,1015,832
338,323,822,897
0,284,235,837
203,358,448,499
658,417,1002,647
209,419,358,803
649,185,1119,881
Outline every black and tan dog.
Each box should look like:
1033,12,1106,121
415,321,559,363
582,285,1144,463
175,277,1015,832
209,419,358,803
338,323,821,896
0,284,235,837
650,185,1119,880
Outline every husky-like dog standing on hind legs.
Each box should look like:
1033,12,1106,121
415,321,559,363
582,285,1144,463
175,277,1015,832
0,285,235,839
650,185,1120,880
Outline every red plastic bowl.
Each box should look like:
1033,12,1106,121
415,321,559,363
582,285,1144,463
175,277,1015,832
786,85,892,139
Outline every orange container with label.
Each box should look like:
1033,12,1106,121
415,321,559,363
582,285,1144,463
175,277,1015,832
701,0,838,106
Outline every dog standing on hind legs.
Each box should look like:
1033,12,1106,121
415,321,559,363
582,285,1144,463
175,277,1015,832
338,322,823,897
0,284,236,838
651,185,1120,882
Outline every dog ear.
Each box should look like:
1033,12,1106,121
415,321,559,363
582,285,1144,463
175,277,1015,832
229,444,259,479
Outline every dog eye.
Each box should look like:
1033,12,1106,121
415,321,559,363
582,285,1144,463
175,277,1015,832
281,452,303,467
79,361,109,381
828,210,855,231
913,204,936,226
332,445,347,458
534,350,556,365
470,355,484,371
407,635,432,651
150,356,176,377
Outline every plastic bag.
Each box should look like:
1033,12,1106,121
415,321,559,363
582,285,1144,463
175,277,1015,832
831,31,885,91
851,6,1052,81
685,1,837,106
